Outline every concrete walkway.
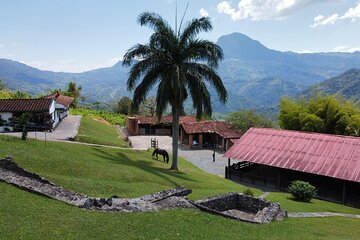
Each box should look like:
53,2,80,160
2,115,81,141
128,135,229,177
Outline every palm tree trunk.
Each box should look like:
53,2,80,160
170,105,179,170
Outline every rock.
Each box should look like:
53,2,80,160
106,198,113,206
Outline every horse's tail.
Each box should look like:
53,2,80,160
165,152,169,163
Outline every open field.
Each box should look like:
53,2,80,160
1,136,360,239
75,116,129,148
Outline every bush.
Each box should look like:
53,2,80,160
243,188,254,197
288,180,317,202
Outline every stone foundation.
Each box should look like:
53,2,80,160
192,192,287,224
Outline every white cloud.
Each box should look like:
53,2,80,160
20,57,123,73
311,2,360,27
332,45,360,52
295,49,315,53
217,0,341,21
310,13,339,27
199,7,209,17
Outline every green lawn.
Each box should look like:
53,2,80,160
75,116,128,148
1,136,360,239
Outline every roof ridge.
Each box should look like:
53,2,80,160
248,127,360,141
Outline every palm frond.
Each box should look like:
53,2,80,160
127,57,160,91
179,17,212,45
183,39,223,67
138,12,174,35
131,66,162,110
122,44,151,66
188,63,228,104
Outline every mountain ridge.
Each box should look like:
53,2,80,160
2,32,360,113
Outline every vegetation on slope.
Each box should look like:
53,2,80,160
75,116,128,147
71,107,126,126
2,183,360,240
303,68,360,103
1,137,360,239
279,95,360,136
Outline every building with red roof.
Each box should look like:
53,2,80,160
126,115,242,151
180,121,242,150
224,128,360,207
0,99,57,132
44,93,74,120
126,115,197,136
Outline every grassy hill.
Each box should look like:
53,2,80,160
1,136,360,239
302,69,360,102
75,116,128,147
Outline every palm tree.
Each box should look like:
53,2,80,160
123,12,227,170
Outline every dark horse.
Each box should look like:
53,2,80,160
152,148,169,163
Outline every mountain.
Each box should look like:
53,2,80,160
302,68,360,101
2,32,360,113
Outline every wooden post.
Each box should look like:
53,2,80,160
277,169,281,190
199,134,203,147
342,181,346,205
227,158,231,179
189,134,193,148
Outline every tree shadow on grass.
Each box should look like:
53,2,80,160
90,148,197,187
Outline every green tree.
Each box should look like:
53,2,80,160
0,80,5,91
139,96,157,116
279,95,360,136
11,91,32,99
18,113,32,140
66,81,82,107
226,110,273,133
114,96,133,115
123,12,227,170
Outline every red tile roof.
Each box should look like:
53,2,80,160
0,99,53,112
181,121,242,139
224,128,360,183
44,94,74,107
137,115,197,125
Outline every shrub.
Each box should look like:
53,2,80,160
288,180,317,202
243,188,254,197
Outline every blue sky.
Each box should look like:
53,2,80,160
0,0,359,72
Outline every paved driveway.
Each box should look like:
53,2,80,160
128,135,173,150
2,115,82,141
128,135,228,177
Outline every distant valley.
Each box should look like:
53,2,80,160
1,32,360,114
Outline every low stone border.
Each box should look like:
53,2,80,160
0,157,193,212
1,156,294,224
288,212,360,218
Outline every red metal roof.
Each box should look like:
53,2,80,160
181,121,242,139
44,94,74,107
136,115,197,125
0,99,53,112
224,128,360,183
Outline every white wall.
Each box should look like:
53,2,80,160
49,100,55,114
0,112,12,122
0,112,13,132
